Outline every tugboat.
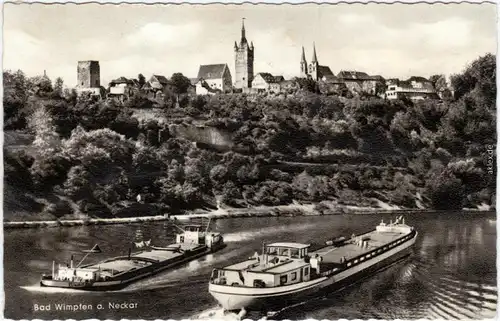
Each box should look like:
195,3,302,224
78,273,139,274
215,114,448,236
41,219,225,291
208,216,417,312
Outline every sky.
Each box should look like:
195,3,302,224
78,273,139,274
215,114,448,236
3,3,497,87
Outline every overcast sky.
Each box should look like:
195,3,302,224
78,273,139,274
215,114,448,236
3,3,496,87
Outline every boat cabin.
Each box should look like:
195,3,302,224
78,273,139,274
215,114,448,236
177,225,204,244
211,242,312,288
176,225,222,249
55,266,102,282
265,242,310,259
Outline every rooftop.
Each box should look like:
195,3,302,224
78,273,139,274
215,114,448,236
197,64,228,80
151,75,169,85
266,242,311,249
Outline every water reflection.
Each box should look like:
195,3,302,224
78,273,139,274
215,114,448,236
4,212,497,320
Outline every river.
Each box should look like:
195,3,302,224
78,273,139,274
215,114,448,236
4,211,497,320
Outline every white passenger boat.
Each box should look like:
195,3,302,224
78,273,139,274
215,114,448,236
208,216,417,312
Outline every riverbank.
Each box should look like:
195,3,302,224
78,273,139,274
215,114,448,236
3,215,170,229
4,199,494,229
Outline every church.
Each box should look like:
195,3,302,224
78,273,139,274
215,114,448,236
300,44,334,81
234,19,254,89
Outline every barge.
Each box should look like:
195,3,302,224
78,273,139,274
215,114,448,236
41,221,225,291
209,216,417,312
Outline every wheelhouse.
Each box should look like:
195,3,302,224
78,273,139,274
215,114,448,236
265,242,310,260
210,242,312,288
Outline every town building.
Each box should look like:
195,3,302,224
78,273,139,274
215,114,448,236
108,77,135,100
385,76,439,101
234,19,254,89
318,75,348,95
337,71,385,96
300,44,334,81
149,75,169,91
195,64,232,95
76,60,101,96
252,72,282,92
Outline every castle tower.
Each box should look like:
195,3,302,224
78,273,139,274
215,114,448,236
234,19,254,89
309,43,319,81
77,61,100,88
300,46,308,78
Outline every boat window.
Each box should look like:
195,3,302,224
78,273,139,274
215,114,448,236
354,259,358,264
267,247,278,255
291,249,300,258
304,267,309,276
347,263,351,267
280,275,288,285
279,248,290,256
360,257,364,261
291,272,297,281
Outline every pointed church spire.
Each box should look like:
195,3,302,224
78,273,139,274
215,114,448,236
234,41,238,50
241,18,246,42
311,42,318,63
300,45,308,77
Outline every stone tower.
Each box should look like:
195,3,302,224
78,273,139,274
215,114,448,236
309,43,319,81
77,61,100,88
234,19,254,89
300,46,308,78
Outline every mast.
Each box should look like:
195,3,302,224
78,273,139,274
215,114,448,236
204,217,212,233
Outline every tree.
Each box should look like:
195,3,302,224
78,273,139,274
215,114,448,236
138,74,146,87
451,53,496,106
170,73,191,105
30,74,53,95
375,81,386,96
434,75,448,93
429,74,444,87
4,70,30,129
53,77,64,97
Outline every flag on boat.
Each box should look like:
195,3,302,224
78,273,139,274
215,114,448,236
144,239,151,246
83,244,102,253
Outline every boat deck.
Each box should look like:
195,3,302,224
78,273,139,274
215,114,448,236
86,243,204,274
312,230,405,264
92,259,151,274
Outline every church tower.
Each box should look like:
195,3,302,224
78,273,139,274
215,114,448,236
234,19,254,89
309,43,319,81
300,46,308,78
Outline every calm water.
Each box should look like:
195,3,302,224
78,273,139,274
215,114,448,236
4,212,497,320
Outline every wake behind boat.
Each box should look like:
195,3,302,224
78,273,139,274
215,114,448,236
40,219,225,291
208,216,417,312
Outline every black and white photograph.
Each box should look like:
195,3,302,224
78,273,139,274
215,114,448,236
3,1,497,320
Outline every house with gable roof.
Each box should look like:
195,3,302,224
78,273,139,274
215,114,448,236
108,76,136,100
195,64,232,95
149,75,169,89
337,71,385,95
251,72,284,92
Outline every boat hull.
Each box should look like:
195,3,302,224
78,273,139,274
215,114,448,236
41,242,226,291
209,233,416,311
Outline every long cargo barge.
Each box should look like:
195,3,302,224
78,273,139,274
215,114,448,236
208,216,417,312
41,223,225,291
